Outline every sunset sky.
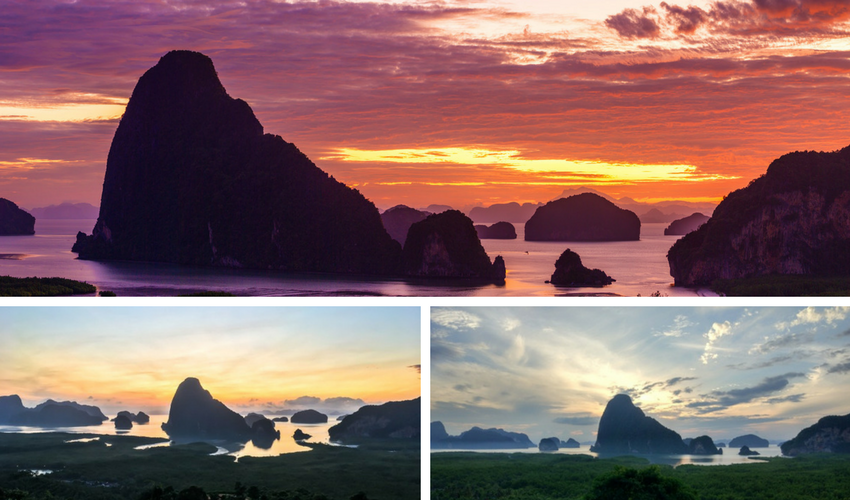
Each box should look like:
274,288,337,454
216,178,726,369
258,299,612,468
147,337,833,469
3,0,850,210
0,306,420,416
432,306,850,442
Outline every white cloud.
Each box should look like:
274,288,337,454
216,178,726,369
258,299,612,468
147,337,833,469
656,314,696,337
432,309,482,331
700,321,732,365
776,307,850,330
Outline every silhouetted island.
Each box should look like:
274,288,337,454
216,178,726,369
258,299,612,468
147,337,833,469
272,416,289,422
430,422,535,449
402,210,506,281
113,411,150,424
293,429,312,441
290,409,328,424
780,412,850,456
525,193,640,241
590,394,687,455
250,417,281,448
114,414,133,430
474,221,517,240
380,205,430,245
738,445,760,456
668,146,850,286
0,198,35,235
0,396,107,427
687,435,722,455
728,434,769,448
664,213,710,236
72,50,400,275
539,437,560,452
469,202,541,223
328,398,420,442
549,248,615,287
562,437,581,448
244,413,266,427
161,377,252,440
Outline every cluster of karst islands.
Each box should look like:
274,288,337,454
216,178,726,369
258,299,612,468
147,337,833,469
432,394,850,458
0,377,421,452
3,49,850,294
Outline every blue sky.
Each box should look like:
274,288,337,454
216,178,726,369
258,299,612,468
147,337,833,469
431,306,850,443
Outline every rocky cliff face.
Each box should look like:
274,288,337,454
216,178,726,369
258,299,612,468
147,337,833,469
539,437,560,452
72,50,400,274
0,198,35,235
549,248,614,287
328,398,420,442
687,435,721,455
402,210,505,281
525,193,640,242
591,394,687,455
668,147,850,286
161,377,251,440
664,213,710,236
781,413,850,456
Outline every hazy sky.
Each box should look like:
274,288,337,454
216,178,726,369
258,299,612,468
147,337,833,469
432,306,850,443
3,0,850,209
0,306,420,416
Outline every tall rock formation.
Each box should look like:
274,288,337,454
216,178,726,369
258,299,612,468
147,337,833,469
668,146,850,285
525,193,640,241
549,248,614,287
0,198,35,235
402,210,505,281
591,394,687,455
72,50,400,274
161,377,251,440
780,413,850,456
328,398,420,442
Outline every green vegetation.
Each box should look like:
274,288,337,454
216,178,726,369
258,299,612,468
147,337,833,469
0,432,418,500
432,452,850,500
711,275,850,296
0,276,96,296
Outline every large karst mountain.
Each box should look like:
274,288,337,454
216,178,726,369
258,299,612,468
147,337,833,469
73,50,400,274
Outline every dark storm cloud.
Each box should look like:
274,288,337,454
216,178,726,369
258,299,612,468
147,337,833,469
553,414,597,426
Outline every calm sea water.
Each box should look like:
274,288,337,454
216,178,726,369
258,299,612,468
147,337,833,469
0,414,342,459
0,219,708,296
431,445,783,466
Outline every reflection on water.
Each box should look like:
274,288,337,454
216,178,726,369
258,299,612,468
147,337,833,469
431,446,782,466
0,219,707,296
0,414,338,459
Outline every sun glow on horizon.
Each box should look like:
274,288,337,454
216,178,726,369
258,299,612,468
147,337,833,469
326,147,741,185
0,93,127,122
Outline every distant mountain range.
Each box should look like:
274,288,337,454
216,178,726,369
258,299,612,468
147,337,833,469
28,202,99,219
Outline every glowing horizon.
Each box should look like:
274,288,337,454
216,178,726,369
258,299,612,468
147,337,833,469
0,307,421,416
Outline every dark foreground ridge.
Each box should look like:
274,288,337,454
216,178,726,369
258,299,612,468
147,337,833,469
668,145,850,286
72,50,400,275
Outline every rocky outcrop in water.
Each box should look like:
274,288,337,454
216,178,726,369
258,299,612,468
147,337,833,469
290,409,328,424
780,413,850,456
739,446,760,456
244,413,266,427
0,198,35,236
549,249,615,287
161,377,251,440
474,222,517,239
0,396,107,427
293,429,311,441
431,425,536,449
664,213,710,236
71,50,400,275
328,398,420,442
381,205,430,245
272,416,289,422
402,210,505,281
591,394,687,455
250,417,280,448
668,146,850,285
525,193,640,242
728,434,769,448
114,411,150,424
562,437,581,448
539,437,560,452
114,414,133,430
687,435,721,455
431,421,450,441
